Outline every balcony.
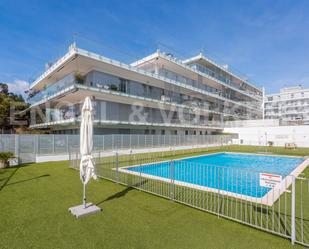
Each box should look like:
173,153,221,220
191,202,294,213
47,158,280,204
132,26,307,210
29,74,261,114
189,63,260,98
30,47,262,114
28,73,76,105
155,52,262,100
29,71,258,120
30,108,224,129
84,84,257,119
157,68,262,110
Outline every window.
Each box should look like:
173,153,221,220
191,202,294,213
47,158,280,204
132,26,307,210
185,130,189,135
193,130,196,135
205,131,208,135
174,130,178,135
151,129,155,135
119,79,127,93
200,131,203,135
161,130,165,135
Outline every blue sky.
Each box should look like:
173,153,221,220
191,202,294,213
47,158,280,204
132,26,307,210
1,0,309,96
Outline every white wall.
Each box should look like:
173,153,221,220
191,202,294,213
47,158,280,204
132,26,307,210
225,119,279,128
224,125,309,147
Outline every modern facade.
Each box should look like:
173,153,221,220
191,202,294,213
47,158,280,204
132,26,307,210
264,86,309,125
28,43,263,135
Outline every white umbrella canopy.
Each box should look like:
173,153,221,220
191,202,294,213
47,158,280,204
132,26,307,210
69,96,101,217
80,97,97,206
80,96,93,157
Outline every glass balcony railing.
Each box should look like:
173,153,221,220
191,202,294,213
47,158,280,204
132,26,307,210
30,53,262,114
29,75,261,113
29,74,259,124
155,52,262,100
37,48,262,110
80,82,257,117
28,74,76,104
157,69,262,110
31,94,257,127
189,64,260,98
31,108,224,128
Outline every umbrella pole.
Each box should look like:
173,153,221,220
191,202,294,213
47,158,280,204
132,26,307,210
83,183,86,208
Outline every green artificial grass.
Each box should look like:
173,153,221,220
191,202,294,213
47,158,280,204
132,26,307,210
0,149,308,249
221,145,309,157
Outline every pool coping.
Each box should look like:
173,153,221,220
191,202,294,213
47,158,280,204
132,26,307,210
117,152,309,206
119,151,305,173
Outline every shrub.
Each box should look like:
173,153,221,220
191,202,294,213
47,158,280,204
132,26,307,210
0,152,15,161
0,152,15,169
74,73,85,84
268,141,274,147
110,84,118,91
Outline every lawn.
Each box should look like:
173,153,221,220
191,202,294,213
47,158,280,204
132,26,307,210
0,146,308,249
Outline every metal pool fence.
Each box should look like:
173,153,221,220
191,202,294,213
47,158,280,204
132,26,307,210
0,134,236,163
69,149,309,247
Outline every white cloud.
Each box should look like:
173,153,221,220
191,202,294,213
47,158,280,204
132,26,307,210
7,79,30,97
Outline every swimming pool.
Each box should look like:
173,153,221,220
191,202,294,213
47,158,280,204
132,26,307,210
122,153,304,199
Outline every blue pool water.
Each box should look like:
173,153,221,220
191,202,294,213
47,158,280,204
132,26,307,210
126,153,304,198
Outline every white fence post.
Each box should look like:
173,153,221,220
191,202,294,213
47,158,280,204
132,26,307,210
66,135,69,154
112,134,114,150
102,135,104,151
35,135,39,156
217,166,220,217
52,134,55,154
115,151,119,182
169,160,175,200
14,134,19,163
291,175,296,245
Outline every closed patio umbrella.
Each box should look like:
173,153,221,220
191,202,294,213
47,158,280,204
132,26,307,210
80,96,97,207
69,96,101,218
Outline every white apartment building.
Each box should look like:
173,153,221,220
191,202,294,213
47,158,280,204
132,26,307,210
27,43,263,135
264,86,309,125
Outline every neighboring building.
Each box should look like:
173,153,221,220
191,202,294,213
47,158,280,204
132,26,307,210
264,86,309,125
28,43,263,135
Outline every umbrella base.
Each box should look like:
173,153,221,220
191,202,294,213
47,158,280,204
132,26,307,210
69,203,101,218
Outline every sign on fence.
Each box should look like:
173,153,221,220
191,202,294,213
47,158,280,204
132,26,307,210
259,173,282,188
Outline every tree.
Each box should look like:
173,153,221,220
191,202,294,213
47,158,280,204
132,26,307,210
0,83,29,133
0,83,9,95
